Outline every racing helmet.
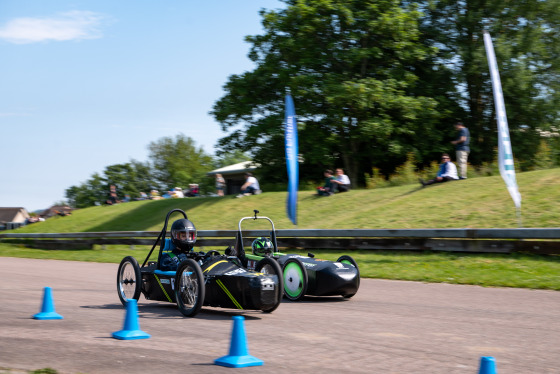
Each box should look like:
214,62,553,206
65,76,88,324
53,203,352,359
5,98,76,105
252,237,273,256
170,219,197,251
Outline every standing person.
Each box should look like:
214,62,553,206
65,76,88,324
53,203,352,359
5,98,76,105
106,185,119,205
451,121,470,179
236,173,260,197
419,153,459,186
215,174,226,196
332,168,351,193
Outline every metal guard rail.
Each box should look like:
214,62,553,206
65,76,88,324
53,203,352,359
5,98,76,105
1,228,559,254
1,228,560,239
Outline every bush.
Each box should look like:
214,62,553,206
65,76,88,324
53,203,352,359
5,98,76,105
388,153,418,186
365,167,389,189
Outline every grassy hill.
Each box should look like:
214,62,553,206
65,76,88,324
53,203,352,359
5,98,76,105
13,168,560,233
3,169,560,290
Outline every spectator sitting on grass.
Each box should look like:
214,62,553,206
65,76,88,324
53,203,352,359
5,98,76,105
419,153,459,187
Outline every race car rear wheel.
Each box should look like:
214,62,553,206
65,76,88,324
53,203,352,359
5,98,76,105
255,257,283,313
117,256,142,306
175,259,205,317
282,258,308,301
337,255,360,298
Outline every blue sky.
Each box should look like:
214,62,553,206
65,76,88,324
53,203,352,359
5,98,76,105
0,0,283,212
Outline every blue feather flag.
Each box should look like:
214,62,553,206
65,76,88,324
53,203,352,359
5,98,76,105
285,94,299,225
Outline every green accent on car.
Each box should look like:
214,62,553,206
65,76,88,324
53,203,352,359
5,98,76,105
283,262,304,298
246,253,285,261
216,279,243,309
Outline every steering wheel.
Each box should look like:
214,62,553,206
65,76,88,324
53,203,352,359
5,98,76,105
204,250,221,259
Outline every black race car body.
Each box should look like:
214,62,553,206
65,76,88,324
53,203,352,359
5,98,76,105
117,209,282,317
140,256,279,311
234,211,360,301
245,253,359,298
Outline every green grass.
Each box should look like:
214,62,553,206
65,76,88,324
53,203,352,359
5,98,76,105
3,168,560,290
1,244,558,290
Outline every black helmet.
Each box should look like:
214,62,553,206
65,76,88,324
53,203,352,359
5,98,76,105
252,237,273,256
170,219,197,251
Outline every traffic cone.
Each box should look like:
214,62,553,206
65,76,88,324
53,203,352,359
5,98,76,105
215,316,264,368
33,287,63,320
478,356,497,374
112,299,150,340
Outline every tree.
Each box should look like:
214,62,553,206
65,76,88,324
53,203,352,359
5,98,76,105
147,134,214,190
212,0,443,184
417,0,560,167
65,161,157,208
103,160,157,199
65,173,106,208
214,150,252,168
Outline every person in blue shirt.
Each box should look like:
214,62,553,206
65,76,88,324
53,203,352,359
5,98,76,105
419,153,459,187
160,218,197,271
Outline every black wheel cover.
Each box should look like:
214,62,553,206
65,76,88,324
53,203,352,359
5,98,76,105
337,255,360,298
255,257,283,312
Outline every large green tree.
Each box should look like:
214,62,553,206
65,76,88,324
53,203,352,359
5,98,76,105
212,0,443,184
147,134,214,190
417,0,560,167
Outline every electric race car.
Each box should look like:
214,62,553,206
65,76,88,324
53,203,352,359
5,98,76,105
116,209,283,317
232,210,360,301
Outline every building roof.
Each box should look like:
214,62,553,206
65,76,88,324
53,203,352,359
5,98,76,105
207,161,260,176
0,207,29,223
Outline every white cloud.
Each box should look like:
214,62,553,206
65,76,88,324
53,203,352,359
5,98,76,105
0,11,107,44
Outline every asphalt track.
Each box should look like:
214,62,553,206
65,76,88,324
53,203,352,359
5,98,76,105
1,257,559,374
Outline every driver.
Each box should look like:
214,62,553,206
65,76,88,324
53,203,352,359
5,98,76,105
160,218,197,271
252,237,274,256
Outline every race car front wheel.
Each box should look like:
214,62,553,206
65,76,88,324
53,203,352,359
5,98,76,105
282,258,308,301
175,259,205,317
337,255,360,298
117,256,142,306
255,257,283,313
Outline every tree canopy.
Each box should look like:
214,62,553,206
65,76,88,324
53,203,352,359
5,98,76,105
65,135,213,208
148,134,214,188
212,0,560,183
418,0,560,168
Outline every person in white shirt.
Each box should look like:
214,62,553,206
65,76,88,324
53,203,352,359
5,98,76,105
237,172,260,197
419,153,459,187
332,168,351,192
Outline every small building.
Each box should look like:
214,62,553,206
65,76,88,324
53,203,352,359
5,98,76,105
0,207,30,230
207,161,260,195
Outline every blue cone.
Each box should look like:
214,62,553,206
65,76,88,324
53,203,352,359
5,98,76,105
33,287,63,320
215,316,263,368
478,356,497,374
112,299,150,340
